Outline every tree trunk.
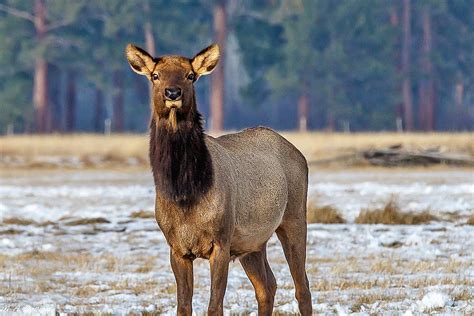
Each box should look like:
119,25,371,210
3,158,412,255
49,65,62,132
390,2,404,130
94,88,104,133
33,0,48,133
144,1,156,57
113,71,124,132
298,93,308,132
418,7,435,131
401,0,414,131
325,112,335,131
390,2,399,26
65,70,76,132
210,1,226,132
144,0,156,112
454,82,463,112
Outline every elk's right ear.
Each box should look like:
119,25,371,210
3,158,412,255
125,44,155,76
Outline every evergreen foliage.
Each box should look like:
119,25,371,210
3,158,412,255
0,0,472,132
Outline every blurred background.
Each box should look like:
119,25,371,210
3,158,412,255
0,0,472,134
1,1,473,314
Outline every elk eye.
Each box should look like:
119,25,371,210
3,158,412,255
187,73,195,81
152,73,159,81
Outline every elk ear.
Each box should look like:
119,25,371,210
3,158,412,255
191,44,220,77
125,44,155,76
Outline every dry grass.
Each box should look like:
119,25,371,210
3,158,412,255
16,249,66,261
280,132,474,160
0,134,147,160
0,132,472,168
467,214,474,225
135,256,156,273
452,289,473,301
355,200,437,225
322,256,469,276
63,217,110,226
130,210,155,219
0,228,23,235
308,275,471,293
6,250,131,276
1,217,56,227
2,217,37,226
307,203,346,224
351,293,408,312
2,247,471,311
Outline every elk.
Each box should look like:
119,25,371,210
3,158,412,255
126,43,312,315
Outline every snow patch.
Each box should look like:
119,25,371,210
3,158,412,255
418,291,453,312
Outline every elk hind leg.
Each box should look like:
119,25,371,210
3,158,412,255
240,246,276,315
276,219,312,315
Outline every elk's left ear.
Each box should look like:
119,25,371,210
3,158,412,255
125,44,155,76
191,44,220,77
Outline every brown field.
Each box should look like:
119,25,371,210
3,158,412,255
0,132,472,169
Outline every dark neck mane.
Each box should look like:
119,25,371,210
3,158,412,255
149,112,213,207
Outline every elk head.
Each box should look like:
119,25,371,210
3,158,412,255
126,44,220,131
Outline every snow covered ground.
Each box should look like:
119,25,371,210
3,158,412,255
0,169,473,314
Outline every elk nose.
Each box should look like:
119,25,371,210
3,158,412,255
165,87,182,100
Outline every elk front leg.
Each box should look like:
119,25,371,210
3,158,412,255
170,249,194,316
208,242,230,315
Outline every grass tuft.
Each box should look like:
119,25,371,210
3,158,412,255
63,217,111,226
130,210,155,219
467,214,474,225
307,203,346,224
0,228,23,235
2,217,37,226
355,199,436,225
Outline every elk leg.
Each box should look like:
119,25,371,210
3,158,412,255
240,245,276,315
170,249,194,316
208,242,230,315
276,223,312,315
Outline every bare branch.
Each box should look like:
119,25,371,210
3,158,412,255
46,19,74,32
47,34,81,49
0,4,35,22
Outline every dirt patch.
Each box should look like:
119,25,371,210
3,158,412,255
355,200,437,225
307,203,346,224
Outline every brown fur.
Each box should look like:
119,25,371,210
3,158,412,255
149,113,213,207
126,43,312,315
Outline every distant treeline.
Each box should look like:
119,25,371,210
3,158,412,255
0,0,472,133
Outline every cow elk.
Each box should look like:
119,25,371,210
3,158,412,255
126,43,312,315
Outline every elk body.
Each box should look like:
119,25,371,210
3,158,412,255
126,43,312,315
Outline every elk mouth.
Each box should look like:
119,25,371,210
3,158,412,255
165,99,182,109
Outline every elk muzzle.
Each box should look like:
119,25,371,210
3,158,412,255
165,87,183,109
